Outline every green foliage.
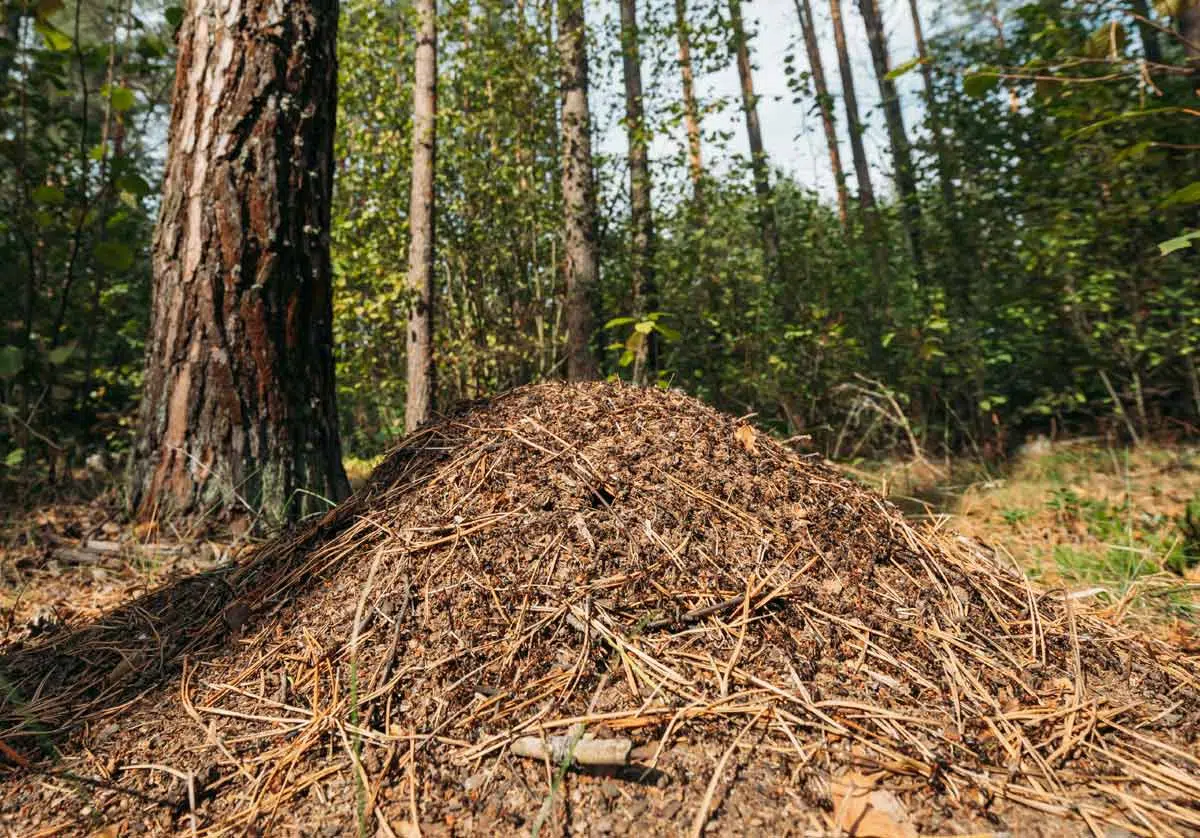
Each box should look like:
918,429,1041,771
1,0,173,475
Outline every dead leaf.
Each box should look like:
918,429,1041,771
734,425,757,455
89,825,122,838
830,770,918,838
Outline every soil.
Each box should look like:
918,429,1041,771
1,382,1198,836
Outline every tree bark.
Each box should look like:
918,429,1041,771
828,0,875,211
130,0,348,526
674,0,704,203
406,0,437,431
619,0,658,384
858,0,923,275
557,0,598,382
794,0,849,230
906,0,954,209
728,0,780,278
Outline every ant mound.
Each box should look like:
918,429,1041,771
2,382,1198,836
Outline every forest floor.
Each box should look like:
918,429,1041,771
3,440,1199,648
3,384,1198,836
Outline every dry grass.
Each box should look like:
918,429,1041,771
850,442,1200,626
2,383,1198,836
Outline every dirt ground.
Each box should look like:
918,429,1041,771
2,383,1198,836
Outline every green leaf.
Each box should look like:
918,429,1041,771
94,241,134,270
108,86,135,112
34,0,65,20
32,185,66,205
0,346,22,379
1158,230,1200,255
46,343,74,365
116,172,151,198
963,72,1000,98
655,324,682,342
164,6,184,28
617,349,634,367
4,448,25,468
885,56,927,81
1161,182,1200,208
34,18,72,51
633,321,655,334
603,316,635,330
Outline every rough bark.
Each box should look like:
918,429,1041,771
794,0,850,230
906,0,954,209
828,0,875,211
619,0,658,384
557,0,598,382
728,0,780,278
858,0,923,275
674,0,704,202
130,0,348,526
406,0,437,431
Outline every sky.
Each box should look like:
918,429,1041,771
594,0,941,204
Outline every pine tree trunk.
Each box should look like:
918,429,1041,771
828,0,875,211
858,0,923,275
619,0,658,384
1128,0,1160,64
1179,1,1200,62
728,0,780,277
906,0,954,209
130,0,348,526
558,0,599,382
406,0,437,431
674,0,705,203
795,0,849,230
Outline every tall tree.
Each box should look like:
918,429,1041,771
130,0,348,525
906,0,954,208
406,0,437,431
558,0,599,381
619,0,658,383
858,0,923,273
794,0,850,230
727,0,780,276
828,0,875,211
674,0,705,202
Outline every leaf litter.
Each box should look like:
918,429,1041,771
1,381,1198,836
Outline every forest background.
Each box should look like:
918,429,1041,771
2,0,1199,481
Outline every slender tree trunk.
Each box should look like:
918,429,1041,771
557,0,598,382
406,0,437,431
674,0,704,203
728,0,780,277
1178,0,1200,62
906,0,954,209
829,0,875,211
619,0,658,383
130,0,348,525
794,0,849,230
858,0,923,275
1128,0,1161,62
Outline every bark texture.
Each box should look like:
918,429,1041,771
828,0,875,211
728,0,780,277
406,0,437,431
674,0,704,202
795,0,850,230
859,0,923,274
130,0,348,525
619,0,658,384
557,0,598,382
